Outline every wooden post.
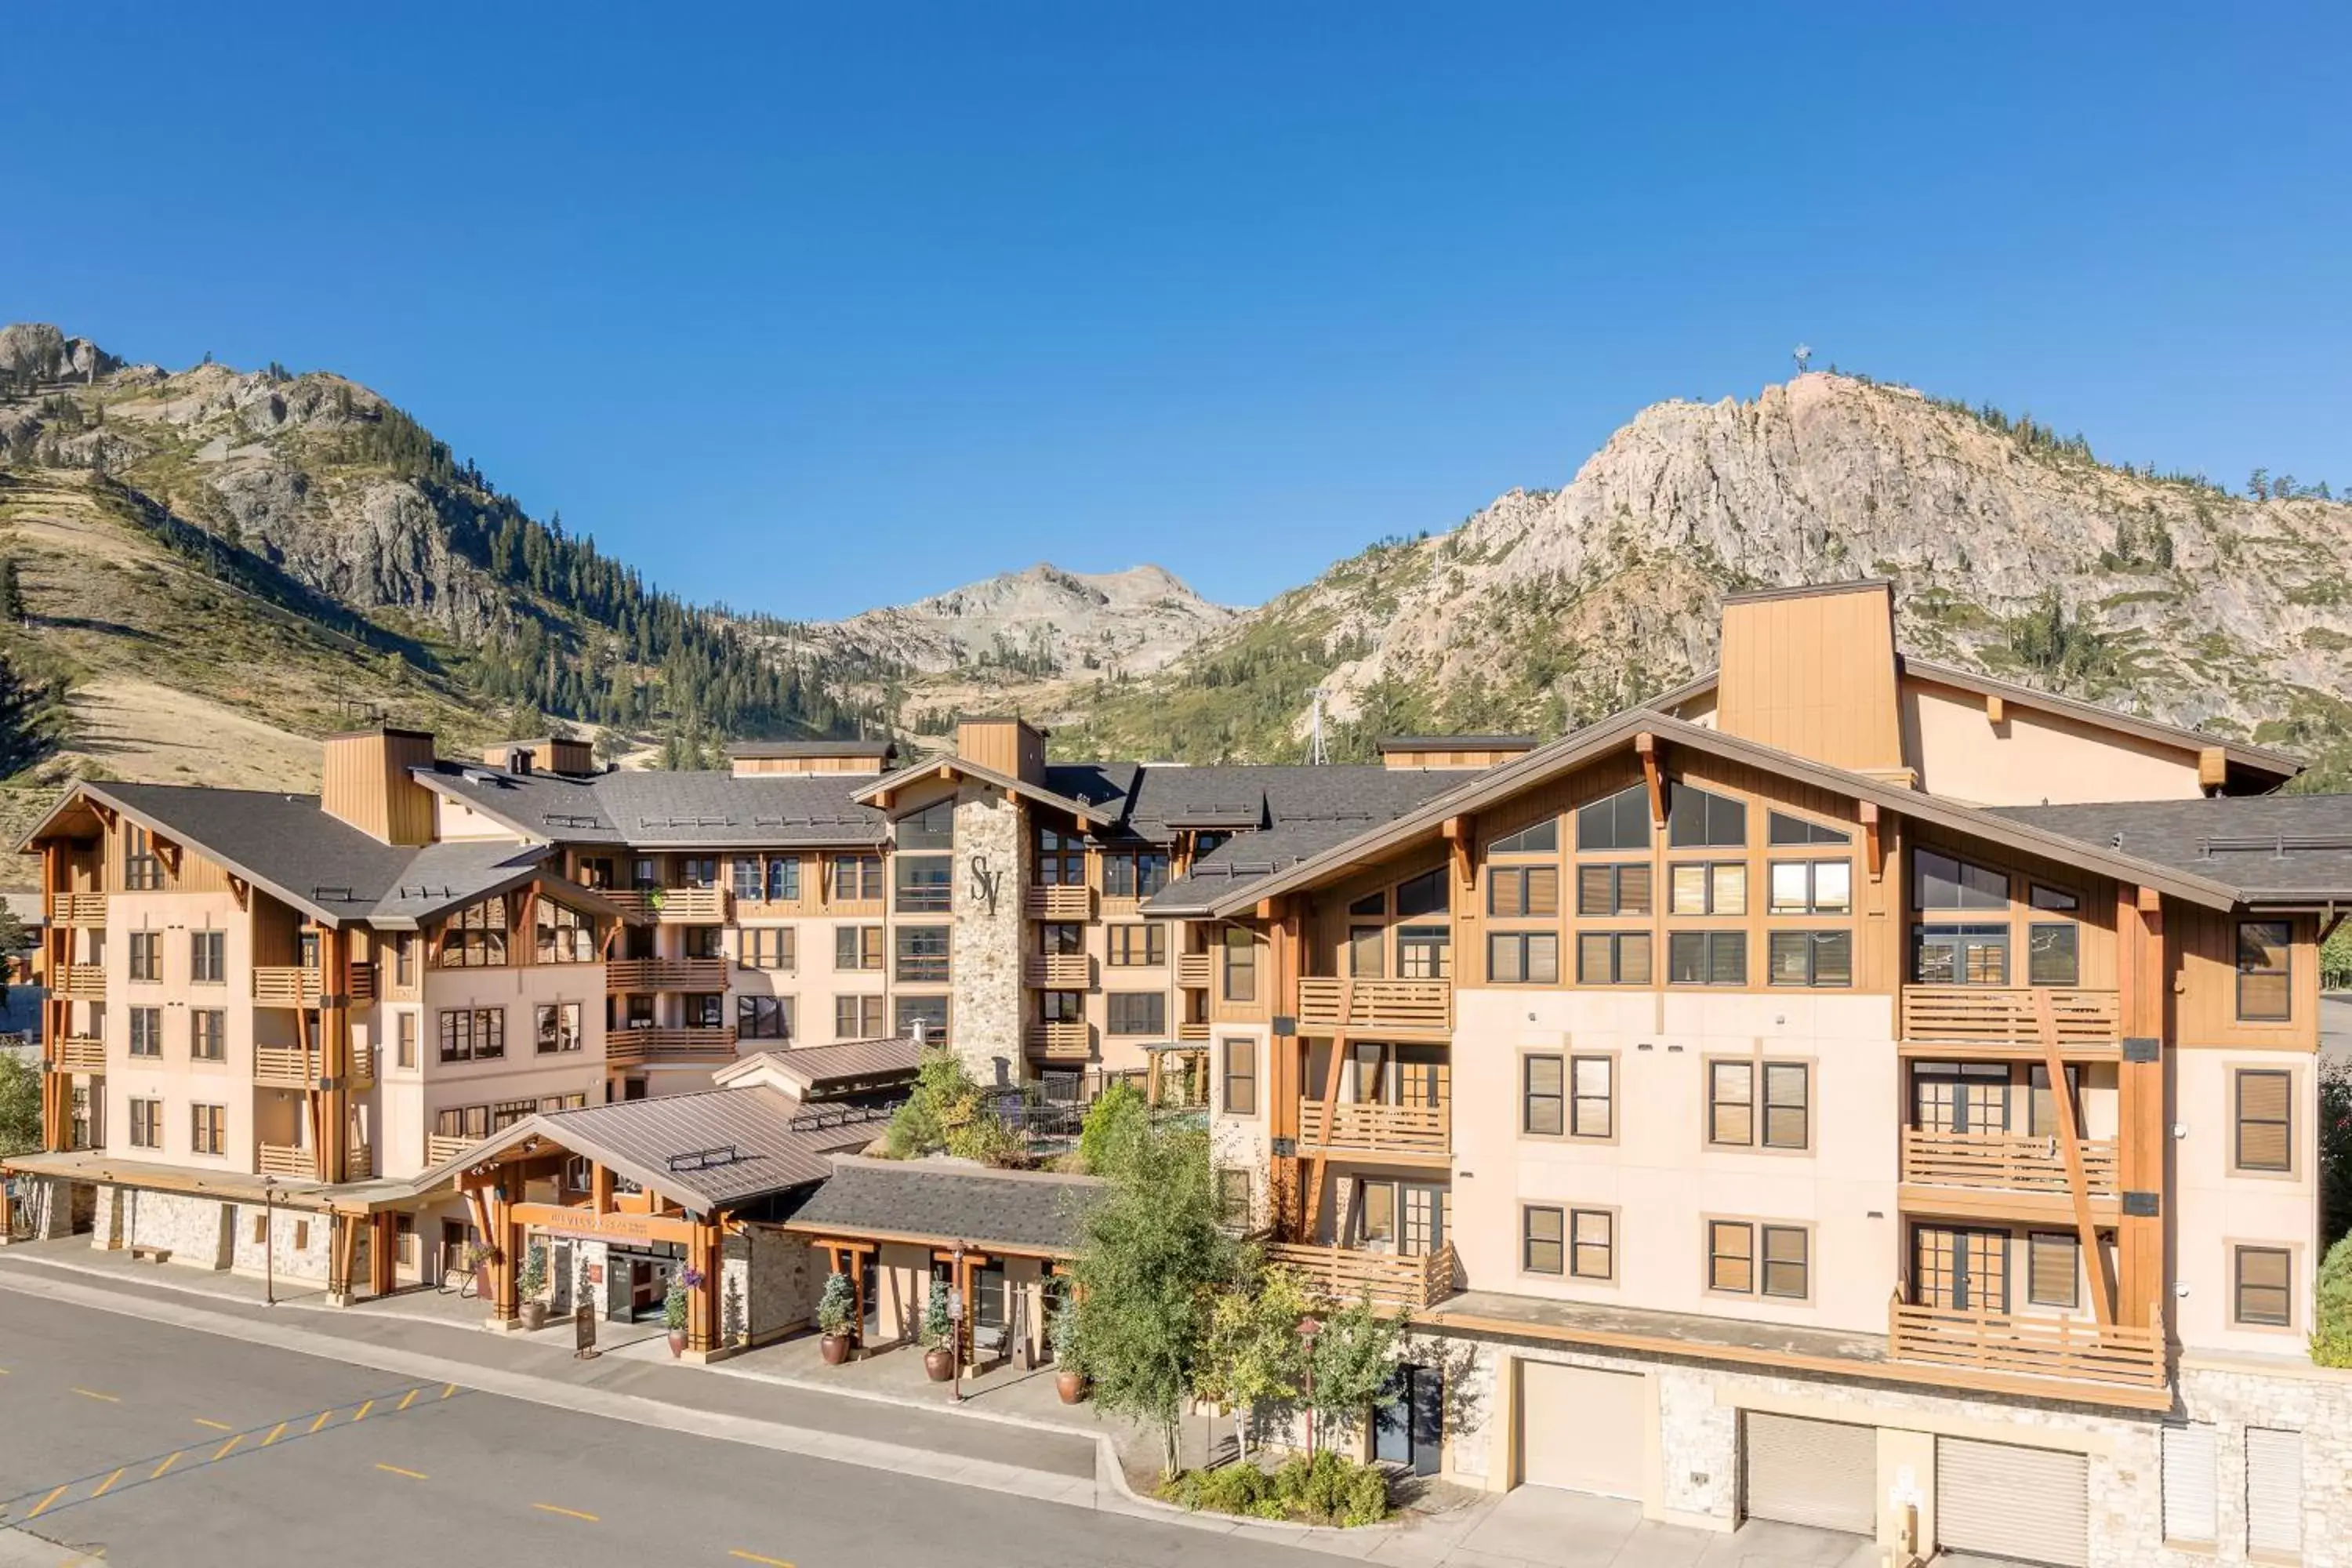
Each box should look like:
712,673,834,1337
2114,886,2167,1333
1635,733,1666,827
370,1210,398,1296
319,924,352,1185
590,1163,614,1215
687,1217,722,1353
2034,989,2115,1327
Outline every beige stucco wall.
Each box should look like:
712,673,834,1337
405,964,606,1172
723,908,887,1047
2171,1047,2319,1359
1900,681,2204,805
100,889,260,1171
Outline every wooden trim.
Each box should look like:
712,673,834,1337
1985,693,2005,726
1635,732,1666,828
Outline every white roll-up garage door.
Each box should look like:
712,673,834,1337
1741,1413,1875,1534
1936,1436,2089,1567
2245,1428,2303,1559
1516,1360,1645,1498
2160,1425,2218,1545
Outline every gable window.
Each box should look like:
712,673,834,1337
2029,883,2078,913
1668,782,1746,848
129,1007,162,1058
1490,817,1559,855
1221,1038,1257,1116
1912,924,2009,986
1522,1054,1564,1135
2234,1069,2293,1173
1107,993,1165,1036
831,853,884,902
897,800,956,851
438,1007,506,1063
1106,924,1166,967
736,996,791,1041
535,1001,583,1053
1669,862,1746,916
1768,859,1852,915
739,927,794,971
2234,1246,2293,1327
129,931,162,982
1222,927,1258,1002
1489,865,1559,918
2027,924,2079,986
191,930,226,984
835,925,884,971
1394,868,1448,920
1767,811,1850,847
834,995,884,1040
1576,785,1650,852
535,902,597,964
1768,930,1853,987
122,825,164,890
1104,853,1171,900
1914,849,2008,910
441,899,510,968
191,1009,227,1062
895,925,949,984
1577,931,1653,986
1577,862,1652,917
2236,921,2292,1022
1488,931,1559,985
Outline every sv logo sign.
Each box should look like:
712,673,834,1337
967,852,1004,916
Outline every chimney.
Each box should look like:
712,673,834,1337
507,747,532,775
480,736,595,777
1713,580,1904,775
955,717,1046,785
321,728,437,846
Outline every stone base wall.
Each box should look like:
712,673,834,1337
226,1201,340,1285
5,1176,92,1241
92,1186,237,1269
722,1230,819,1348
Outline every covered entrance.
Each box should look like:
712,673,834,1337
1372,1362,1443,1476
1515,1359,1643,1497
1741,1411,1875,1535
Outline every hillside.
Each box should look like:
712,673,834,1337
1052,374,2352,786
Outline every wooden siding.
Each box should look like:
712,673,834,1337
2171,905,2319,1051
955,718,1045,784
1715,583,1904,772
320,728,437,847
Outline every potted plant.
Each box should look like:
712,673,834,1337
463,1241,500,1302
664,1265,702,1358
815,1271,857,1366
1050,1295,1087,1404
921,1276,956,1381
517,1243,550,1331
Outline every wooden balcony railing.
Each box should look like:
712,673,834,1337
1265,1242,1457,1312
1025,953,1092,989
256,1143,316,1180
57,893,107,927
1888,1294,2165,1389
1898,986,2120,1050
56,1036,105,1073
252,1046,319,1088
347,962,376,1002
1177,1019,1210,1042
1901,1129,2118,1196
1025,1022,1093,1061
604,1025,738,1066
1298,1099,1450,1156
1025,885,1094,920
604,887,729,924
606,956,729,993
1176,953,1213,989
252,967,322,1007
427,1135,477,1167
59,964,107,1000
1295,978,1453,1033
347,1145,376,1181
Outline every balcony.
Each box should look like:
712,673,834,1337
606,956,729,993
57,893,107,927
56,1036,105,1073
427,1134,477,1167
58,964,106,1000
604,887,728,924
1295,978,1453,1035
1025,885,1094,920
252,967,322,1007
1298,1098,1450,1159
605,1025,739,1066
1025,1021,1093,1062
1176,953,1213,989
1025,953,1092,989
1265,1242,1457,1312
1177,1019,1210,1042
347,1145,375,1181
256,1144,316,1180
1897,986,2121,1056
1887,1294,2165,1391
252,1045,319,1088
1901,1128,2118,1199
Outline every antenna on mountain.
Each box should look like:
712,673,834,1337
1308,687,1330,767
1792,344,1813,374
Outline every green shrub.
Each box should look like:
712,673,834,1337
2311,1236,2352,1368
1077,1080,1149,1176
1163,1450,1388,1526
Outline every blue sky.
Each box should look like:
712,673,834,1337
5,5,2347,617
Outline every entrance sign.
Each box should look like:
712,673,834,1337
574,1302,599,1359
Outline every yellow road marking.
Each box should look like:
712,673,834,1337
375,1464,427,1481
352,1399,375,1422
24,1486,66,1519
211,1434,242,1461
729,1553,794,1567
532,1504,598,1523
440,1383,456,1399
397,1388,419,1411
193,1418,234,1432
89,1468,125,1500
261,1421,288,1447
309,1410,335,1435
69,1388,118,1403
150,1451,183,1481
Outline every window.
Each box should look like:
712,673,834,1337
834,995,884,1039
191,930,226,983
1038,921,1084,956
2030,883,2079,912
897,800,956,850
1767,811,1849,846
1398,925,1450,979
1912,924,2009,985
1668,782,1746,848
392,933,416,987
535,903,596,964
1106,924,1166,967
1222,927,1257,1003
1761,1226,1809,1299
1576,862,1652,917
1668,931,1747,985
2234,1246,2292,1327
396,1011,417,1069
1104,853,1171,900
2161,1426,2220,1547
2236,921,2292,1022
2027,923,2078,986
191,1104,226,1156
2234,1069,2293,1173
894,854,952,913
835,925,884,971
129,1098,162,1149
1670,862,1746,916
766,857,801,902
535,1001,583,1054
1221,1038,1257,1116
129,931,161,982
1034,826,1085,886
894,994,949,1041
1216,1169,1252,1226
1576,785,1650,852
1395,868,1449,919
1762,1063,1809,1149
1523,1207,1564,1275
1488,931,1559,985
129,1007,162,1058
2027,1232,2079,1308
436,1105,492,1140
191,1009,227,1062
1491,817,1559,855
740,927,794,971
1768,859,1851,915
1489,865,1560,917
1913,849,2007,910
1570,1054,1613,1138
1571,1210,1614,1280
441,898,509,967
831,853,884,902
1577,931,1653,985
1707,1221,1752,1294
1708,1061,1808,1149
1348,924,1385,978
1348,891,1385,917
1768,930,1853,987
676,857,718,890
1709,1221,1807,1299
491,1098,535,1131
736,996,792,1041
895,925,949,984
69,1087,92,1151
2027,1063,2079,1138
1107,993,1165,1036
1513,1051,1563,1140
683,924,724,960
1039,989,1083,1023
684,992,724,1029
438,1007,506,1062
122,825,164,889
731,858,765,902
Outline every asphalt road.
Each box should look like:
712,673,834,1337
0,1291,1312,1568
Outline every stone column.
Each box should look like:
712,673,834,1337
949,783,1027,1087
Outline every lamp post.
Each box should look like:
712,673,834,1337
949,1242,967,1404
261,1175,279,1307
1298,1315,1323,1457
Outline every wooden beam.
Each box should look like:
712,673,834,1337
1860,801,1886,884
2035,988,2114,1327
590,1163,614,1216
227,874,249,913
2114,887,2167,1333
2197,746,2227,792
1985,693,2005,726
1635,732,1666,828
1300,1033,1350,1242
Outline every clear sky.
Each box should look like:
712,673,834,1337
5,5,2346,618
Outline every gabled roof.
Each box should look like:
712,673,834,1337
1993,795,2352,905
712,1036,925,1096
851,753,1116,828
414,762,889,849
782,1155,1106,1257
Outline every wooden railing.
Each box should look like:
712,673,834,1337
56,1036,105,1073
604,1025,738,1065
1295,978,1454,1033
252,967,322,1006
1025,885,1094,920
1176,953,1213,989
345,962,375,1002
1902,1129,2118,1196
1298,1099,1450,1156
56,893,107,927
252,1046,318,1088
1899,986,2120,1048
1888,1294,2165,1388
427,1135,477,1167
59,964,107,999
1025,1021,1093,1061
256,1144,316,1179
1025,953,1092,989
1177,1019,1210,1042
1265,1242,1457,1312
347,1145,376,1181
604,887,728,924
606,957,729,992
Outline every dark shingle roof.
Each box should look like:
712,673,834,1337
1138,765,1465,909
784,1156,1106,1255
1991,795,2352,902
416,763,888,849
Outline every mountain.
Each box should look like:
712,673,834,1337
1051,373,2352,787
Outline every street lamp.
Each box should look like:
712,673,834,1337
948,1242,967,1404
1298,1315,1323,1457
261,1175,279,1306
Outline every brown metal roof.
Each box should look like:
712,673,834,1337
717,1036,924,1095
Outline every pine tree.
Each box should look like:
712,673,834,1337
0,557,25,625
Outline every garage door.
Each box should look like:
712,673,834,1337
1937,1436,2088,1567
1742,1413,1875,1534
1517,1360,1644,1497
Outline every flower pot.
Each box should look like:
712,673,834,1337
666,1329,687,1359
520,1301,547,1332
924,1346,956,1382
819,1333,851,1367
1055,1370,1088,1405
